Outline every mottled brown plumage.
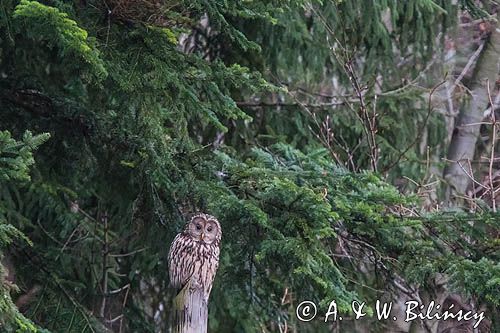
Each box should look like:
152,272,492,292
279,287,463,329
167,213,221,300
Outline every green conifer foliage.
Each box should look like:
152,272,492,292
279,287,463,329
0,0,498,332
0,130,48,332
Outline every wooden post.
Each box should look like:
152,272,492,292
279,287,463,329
170,279,208,333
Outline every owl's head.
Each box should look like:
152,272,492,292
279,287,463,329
185,213,221,244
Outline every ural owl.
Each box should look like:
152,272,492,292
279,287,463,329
168,213,221,300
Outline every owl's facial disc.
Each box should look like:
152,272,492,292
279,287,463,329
202,220,218,244
188,215,219,244
188,217,205,240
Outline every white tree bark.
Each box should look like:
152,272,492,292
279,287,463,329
444,19,500,202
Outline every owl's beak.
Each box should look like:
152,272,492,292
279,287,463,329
200,233,205,241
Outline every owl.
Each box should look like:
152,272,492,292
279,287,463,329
168,213,221,301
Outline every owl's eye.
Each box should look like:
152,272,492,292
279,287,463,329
207,226,213,232
196,224,202,230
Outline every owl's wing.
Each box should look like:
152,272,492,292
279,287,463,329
167,233,196,292
201,245,220,300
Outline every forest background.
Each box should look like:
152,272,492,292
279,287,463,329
0,0,499,332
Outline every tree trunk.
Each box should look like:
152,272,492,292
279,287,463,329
170,279,208,333
444,18,500,202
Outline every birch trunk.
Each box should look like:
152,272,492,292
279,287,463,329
444,19,500,203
